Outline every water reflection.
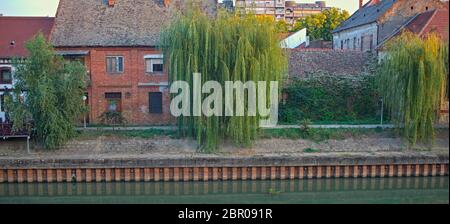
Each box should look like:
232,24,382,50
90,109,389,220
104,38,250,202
0,177,448,204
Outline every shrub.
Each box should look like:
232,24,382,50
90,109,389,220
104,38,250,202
280,72,383,124
98,111,127,128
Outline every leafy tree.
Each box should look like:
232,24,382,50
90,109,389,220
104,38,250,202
293,8,349,41
276,20,290,33
161,8,287,152
5,33,87,149
377,32,448,145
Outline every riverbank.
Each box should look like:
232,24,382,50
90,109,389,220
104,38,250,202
0,129,448,182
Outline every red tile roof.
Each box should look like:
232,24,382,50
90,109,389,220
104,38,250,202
0,17,54,58
405,9,449,41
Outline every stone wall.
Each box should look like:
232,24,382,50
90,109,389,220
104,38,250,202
288,49,373,79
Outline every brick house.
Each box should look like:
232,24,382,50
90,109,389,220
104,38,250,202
51,0,218,125
50,0,186,125
0,16,54,123
332,0,447,52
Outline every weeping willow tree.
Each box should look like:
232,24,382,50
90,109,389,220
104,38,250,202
378,32,448,145
161,7,287,152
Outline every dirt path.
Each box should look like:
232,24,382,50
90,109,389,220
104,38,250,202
0,134,448,160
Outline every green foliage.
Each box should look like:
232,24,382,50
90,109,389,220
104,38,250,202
303,148,320,153
259,128,386,142
76,129,176,139
4,33,87,149
293,8,349,41
98,111,127,127
377,32,448,145
161,7,287,152
280,73,381,124
276,20,290,33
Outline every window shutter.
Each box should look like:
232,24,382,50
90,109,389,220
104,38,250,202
149,92,163,114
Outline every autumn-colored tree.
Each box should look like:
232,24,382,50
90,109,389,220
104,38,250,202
276,20,290,33
293,8,349,41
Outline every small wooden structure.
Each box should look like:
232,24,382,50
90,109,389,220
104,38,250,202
1,122,31,153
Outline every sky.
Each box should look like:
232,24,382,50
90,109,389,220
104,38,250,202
0,0,369,17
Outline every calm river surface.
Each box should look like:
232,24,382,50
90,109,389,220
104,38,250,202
0,177,448,204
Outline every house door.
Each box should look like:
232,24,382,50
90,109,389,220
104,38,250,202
149,92,163,114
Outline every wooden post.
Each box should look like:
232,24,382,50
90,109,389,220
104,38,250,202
212,168,219,181
326,166,332,178
135,168,141,182
173,168,180,181
290,167,296,179
203,168,209,181
280,167,286,179
252,167,258,180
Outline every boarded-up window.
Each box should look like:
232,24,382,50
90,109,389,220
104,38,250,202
149,92,163,114
106,56,124,73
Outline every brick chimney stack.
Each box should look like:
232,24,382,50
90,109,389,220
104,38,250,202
108,0,115,7
359,0,363,9
163,0,170,7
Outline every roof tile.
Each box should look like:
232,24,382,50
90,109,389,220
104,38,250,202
0,17,54,58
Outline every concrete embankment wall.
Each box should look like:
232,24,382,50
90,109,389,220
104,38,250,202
0,155,448,183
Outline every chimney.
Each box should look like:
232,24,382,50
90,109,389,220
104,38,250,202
359,0,363,9
163,0,170,7
108,0,115,7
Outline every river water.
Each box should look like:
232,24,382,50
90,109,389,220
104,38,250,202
0,177,448,204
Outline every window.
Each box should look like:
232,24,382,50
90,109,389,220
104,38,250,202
353,37,357,49
0,68,12,84
149,92,163,114
146,58,164,73
360,36,365,51
369,34,374,51
106,56,124,73
340,40,344,49
145,54,164,73
0,94,4,112
105,92,122,112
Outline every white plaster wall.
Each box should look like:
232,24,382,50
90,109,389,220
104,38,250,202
332,23,378,52
280,28,308,49
0,64,14,122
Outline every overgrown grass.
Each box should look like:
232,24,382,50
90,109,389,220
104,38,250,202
277,118,387,125
259,128,392,142
75,129,177,139
303,148,321,153
74,127,400,143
